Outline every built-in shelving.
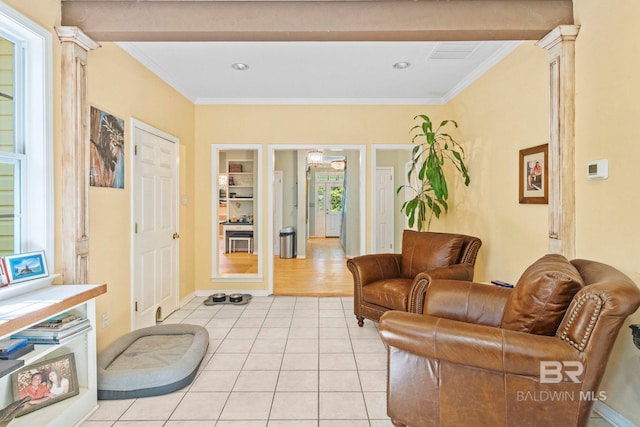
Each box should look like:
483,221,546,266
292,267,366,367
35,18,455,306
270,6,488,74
0,280,106,427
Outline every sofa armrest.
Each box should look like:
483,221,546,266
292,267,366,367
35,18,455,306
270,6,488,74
407,264,475,314
347,253,402,288
379,311,579,378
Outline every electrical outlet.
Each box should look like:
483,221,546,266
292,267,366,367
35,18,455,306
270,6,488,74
102,313,109,328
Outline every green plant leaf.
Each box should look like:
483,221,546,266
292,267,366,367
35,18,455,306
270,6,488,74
399,114,469,231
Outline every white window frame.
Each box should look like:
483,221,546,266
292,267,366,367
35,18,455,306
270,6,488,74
0,3,54,266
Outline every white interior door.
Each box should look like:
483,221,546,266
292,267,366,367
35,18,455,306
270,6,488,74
375,167,394,253
325,183,343,237
132,122,179,330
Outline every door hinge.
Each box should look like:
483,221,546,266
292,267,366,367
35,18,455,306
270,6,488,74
134,145,138,155
135,301,138,312
135,223,138,233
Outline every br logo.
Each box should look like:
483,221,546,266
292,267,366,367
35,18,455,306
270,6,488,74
540,361,584,383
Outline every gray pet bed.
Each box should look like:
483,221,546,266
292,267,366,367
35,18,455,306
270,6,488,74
97,324,209,399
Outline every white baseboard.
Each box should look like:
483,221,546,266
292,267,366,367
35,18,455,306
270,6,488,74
179,291,196,308
593,401,635,427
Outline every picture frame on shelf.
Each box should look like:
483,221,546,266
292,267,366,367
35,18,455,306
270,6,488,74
0,258,9,287
3,251,49,284
519,144,549,204
11,353,79,417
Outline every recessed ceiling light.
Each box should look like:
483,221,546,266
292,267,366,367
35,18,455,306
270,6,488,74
393,61,411,69
232,63,250,71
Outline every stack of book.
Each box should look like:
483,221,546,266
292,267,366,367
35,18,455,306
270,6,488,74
0,338,29,378
0,337,34,360
11,312,92,345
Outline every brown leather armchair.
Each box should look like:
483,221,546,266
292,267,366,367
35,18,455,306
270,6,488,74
347,230,481,327
379,255,640,427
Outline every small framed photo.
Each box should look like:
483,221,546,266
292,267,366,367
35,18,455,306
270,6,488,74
11,353,79,417
0,258,9,287
519,144,549,204
3,251,49,284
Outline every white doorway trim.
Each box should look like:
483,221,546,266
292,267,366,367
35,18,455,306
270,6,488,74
130,118,180,330
371,144,413,252
267,144,366,294
273,170,283,254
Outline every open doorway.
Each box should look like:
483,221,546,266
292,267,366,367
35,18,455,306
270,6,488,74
267,145,366,295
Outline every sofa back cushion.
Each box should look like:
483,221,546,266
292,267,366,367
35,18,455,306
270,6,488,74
400,230,464,279
501,254,585,335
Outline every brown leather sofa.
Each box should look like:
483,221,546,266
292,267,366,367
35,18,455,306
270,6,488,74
347,230,481,327
379,254,640,427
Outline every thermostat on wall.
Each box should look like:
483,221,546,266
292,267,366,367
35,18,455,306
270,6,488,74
587,159,608,180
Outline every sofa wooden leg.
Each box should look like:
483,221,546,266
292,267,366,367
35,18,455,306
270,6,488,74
391,420,406,427
356,316,364,327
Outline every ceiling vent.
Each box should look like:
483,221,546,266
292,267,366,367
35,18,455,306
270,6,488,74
429,43,480,60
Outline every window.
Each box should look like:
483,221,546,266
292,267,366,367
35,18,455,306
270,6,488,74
0,36,22,254
0,4,53,263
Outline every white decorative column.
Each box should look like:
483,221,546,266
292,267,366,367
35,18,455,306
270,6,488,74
536,25,580,259
56,26,100,284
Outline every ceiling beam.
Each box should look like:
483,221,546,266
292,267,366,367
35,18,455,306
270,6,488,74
61,0,574,42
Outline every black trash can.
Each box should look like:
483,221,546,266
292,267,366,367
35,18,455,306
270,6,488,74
279,227,296,258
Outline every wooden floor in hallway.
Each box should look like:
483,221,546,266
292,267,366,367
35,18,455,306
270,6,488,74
274,238,353,297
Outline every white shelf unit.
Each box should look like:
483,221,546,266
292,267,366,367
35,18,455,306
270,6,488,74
0,280,106,427
225,159,255,222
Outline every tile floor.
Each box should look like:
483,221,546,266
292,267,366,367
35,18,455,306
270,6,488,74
81,296,613,427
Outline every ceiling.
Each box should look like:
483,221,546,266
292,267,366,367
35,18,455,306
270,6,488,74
118,40,520,105
63,1,571,105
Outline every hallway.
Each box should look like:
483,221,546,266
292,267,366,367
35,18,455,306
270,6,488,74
274,238,352,297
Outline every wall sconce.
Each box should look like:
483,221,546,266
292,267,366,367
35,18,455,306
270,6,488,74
307,149,323,167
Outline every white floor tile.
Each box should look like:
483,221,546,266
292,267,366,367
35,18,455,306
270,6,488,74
319,392,368,420
190,370,239,392
270,391,318,420
170,392,228,420
276,370,319,392
244,353,284,370
219,391,274,420
121,393,185,421
233,370,279,391
319,370,361,391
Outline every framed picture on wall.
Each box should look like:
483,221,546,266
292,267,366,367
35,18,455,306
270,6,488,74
519,144,549,204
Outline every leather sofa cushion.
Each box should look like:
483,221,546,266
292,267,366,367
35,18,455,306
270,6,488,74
362,278,413,311
501,254,585,335
400,230,465,279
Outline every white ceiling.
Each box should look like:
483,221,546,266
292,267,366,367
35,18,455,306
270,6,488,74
118,40,521,105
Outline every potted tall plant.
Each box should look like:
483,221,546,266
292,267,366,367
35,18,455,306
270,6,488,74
398,114,470,231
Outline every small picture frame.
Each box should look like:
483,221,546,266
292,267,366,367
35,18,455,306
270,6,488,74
519,144,549,204
0,258,9,287
3,251,49,284
11,353,79,417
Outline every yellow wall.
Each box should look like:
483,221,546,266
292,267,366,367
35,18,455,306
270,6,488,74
87,43,195,350
573,0,640,422
448,42,550,282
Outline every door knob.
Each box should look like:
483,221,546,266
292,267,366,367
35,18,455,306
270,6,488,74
173,232,180,239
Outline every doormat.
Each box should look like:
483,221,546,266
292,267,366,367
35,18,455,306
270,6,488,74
204,293,253,306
